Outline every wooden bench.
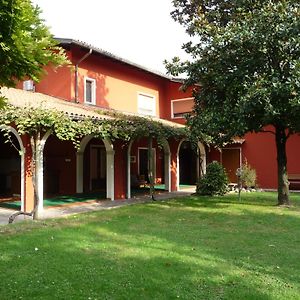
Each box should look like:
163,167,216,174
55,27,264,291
288,174,300,189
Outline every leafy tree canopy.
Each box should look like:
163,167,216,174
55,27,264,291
0,0,67,88
166,0,300,204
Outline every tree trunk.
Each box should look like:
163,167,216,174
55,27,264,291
275,125,290,206
9,133,41,223
31,132,42,219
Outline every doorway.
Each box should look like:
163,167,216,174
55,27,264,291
138,148,156,182
221,148,241,183
178,141,198,185
90,145,106,190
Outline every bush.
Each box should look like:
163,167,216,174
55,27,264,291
196,161,228,196
240,160,256,188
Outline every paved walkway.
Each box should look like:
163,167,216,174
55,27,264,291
0,188,195,226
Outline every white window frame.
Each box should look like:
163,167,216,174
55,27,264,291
137,92,156,116
171,97,194,119
84,77,96,105
23,80,35,92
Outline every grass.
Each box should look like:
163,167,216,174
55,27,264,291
0,192,300,299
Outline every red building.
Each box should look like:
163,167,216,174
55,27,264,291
1,38,299,215
0,38,206,214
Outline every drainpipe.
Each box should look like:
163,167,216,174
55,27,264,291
74,48,93,103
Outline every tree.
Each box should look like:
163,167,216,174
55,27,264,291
166,0,300,205
0,0,67,88
0,0,67,221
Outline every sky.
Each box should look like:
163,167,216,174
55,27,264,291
31,0,191,74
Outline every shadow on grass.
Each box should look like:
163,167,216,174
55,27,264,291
165,192,300,210
0,193,300,299
85,199,300,295
0,220,276,300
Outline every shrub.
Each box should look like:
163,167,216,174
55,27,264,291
240,160,256,188
196,161,228,196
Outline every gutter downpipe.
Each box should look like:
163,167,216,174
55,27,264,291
74,48,93,103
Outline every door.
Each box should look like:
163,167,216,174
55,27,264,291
221,148,241,183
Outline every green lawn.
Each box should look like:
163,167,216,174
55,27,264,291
1,192,300,299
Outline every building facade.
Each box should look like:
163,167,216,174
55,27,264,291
0,39,206,214
1,38,300,214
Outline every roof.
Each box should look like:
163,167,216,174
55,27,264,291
56,38,182,82
0,87,184,129
1,87,112,120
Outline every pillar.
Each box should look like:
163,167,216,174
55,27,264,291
23,136,34,212
113,140,127,200
169,139,181,192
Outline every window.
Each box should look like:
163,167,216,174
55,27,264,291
171,98,194,118
23,80,35,92
84,77,96,104
138,93,156,116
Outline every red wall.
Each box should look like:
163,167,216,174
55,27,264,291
33,45,171,118
114,140,127,199
44,136,77,195
243,130,300,189
35,51,73,101
242,131,276,188
206,130,300,189
286,134,300,174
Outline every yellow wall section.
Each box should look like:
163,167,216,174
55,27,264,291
104,76,160,115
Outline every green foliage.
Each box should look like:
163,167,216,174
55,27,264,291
167,0,299,204
0,104,187,148
100,110,187,143
240,160,257,188
0,0,68,87
167,0,300,145
196,161,228,195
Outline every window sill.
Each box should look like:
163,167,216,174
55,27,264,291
84,102,96,106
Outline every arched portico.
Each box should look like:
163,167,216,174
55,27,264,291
176,139,206,190
0,125,25,211
76,135,115,200
126,138,171,198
